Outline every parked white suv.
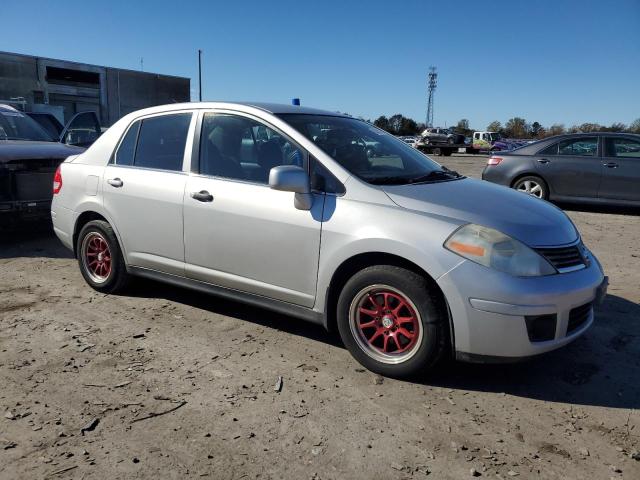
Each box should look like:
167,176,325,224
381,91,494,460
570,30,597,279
51,102,607,377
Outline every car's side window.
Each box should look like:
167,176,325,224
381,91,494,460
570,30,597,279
134,113,192,171
538,143,558,156
557,137,598,157
605,137,640,158
114,120,140,166
310,156,345,195
199,113,305,184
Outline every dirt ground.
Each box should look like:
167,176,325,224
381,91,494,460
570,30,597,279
1,154,639,479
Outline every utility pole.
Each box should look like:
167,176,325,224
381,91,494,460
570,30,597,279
140,57,144,72
198,50,202,102
426,66,437,127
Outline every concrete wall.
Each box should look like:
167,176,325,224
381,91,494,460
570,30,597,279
0,51,190,127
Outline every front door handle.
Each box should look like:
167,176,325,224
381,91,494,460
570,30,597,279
537,158,550,164
603,162,619,168
107,178,123,187
191,190,214,202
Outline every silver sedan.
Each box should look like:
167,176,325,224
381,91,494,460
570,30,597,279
51,102,607,377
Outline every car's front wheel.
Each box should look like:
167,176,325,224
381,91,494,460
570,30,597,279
77,220,130,293
336,265,448,378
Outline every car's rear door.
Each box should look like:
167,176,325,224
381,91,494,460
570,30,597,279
599,136,640,202
102,111,195,275
534,136,602,199
183,111,324,307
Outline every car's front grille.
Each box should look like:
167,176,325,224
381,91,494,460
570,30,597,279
567,302,592,334
534,244,585,272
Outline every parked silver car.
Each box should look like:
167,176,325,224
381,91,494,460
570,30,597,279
51,102,607,377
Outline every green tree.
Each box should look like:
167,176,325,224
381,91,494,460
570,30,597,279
578,123,602,133
504,117,528,138
605,122,626,132
628,118,640,134
486,121,502,133
373,116,390,132
547,124,566,137
530,121,543,137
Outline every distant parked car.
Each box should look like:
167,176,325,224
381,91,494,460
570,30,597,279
52,101,607,377
421,127,449,144
482,132,640,206
401,136,418,147
0,104,101,228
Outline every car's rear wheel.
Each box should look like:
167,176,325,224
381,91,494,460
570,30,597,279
336,265,448,378
513,175,548,200
77,220,130,293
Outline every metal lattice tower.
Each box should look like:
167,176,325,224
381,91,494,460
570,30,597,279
426,66,437,127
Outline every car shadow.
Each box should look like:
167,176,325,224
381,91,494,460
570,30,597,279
126,279,342,347
558,202,640,216
424,293,640,410
0,225,74,260
127,279,639,410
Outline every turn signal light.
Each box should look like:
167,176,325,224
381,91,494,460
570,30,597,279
447,241,486,257
487,156,503,166
53,165,62,194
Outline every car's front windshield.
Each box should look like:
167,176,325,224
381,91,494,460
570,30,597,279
279,114,462,185
0,109,54,142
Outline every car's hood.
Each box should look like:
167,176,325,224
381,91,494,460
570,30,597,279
382,177,578,247
0,140,84,163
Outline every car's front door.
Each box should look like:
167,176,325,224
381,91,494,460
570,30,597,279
599,136,640,202
183,112,324,307
102,112,194,275
534,136,602,199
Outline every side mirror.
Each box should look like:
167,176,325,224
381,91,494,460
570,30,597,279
269,165,313,210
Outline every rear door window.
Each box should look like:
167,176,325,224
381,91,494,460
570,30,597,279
605,137,640,158
538,143,559,155
134,113,192,171
114,121,140,166
557,137,598,156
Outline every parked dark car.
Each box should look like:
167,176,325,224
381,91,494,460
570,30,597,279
0,105,101,227
482,133,640,206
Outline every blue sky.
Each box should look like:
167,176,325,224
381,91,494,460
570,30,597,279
3,0,639,129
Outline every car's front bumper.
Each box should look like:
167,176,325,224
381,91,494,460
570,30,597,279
437,252,605,360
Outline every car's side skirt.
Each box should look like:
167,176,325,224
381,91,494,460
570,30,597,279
128,266,325,327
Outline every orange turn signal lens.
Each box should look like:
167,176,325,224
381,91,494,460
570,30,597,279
447,241,486,257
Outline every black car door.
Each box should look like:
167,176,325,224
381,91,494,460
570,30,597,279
534,136,602,199
599,136,640,202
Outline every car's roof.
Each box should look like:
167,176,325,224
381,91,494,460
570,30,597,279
506,131,640,155
124,101,349,118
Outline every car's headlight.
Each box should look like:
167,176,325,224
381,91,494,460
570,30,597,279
444,224,556,277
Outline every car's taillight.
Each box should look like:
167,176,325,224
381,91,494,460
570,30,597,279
53,165,62,194
487,156,503,166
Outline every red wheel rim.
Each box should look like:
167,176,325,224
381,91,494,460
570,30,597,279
351,286,421,362
83,233,111,282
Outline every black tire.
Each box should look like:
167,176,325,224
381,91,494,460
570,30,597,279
442,149,452,156
77,220,130,293
336,265,448,378
512,175,549,200
447,137,455,145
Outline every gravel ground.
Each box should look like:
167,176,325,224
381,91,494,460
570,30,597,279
1,154,639,479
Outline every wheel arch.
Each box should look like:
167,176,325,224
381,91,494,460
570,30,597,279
323,252,453,352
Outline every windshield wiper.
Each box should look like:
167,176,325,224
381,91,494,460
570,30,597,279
406,169,463,184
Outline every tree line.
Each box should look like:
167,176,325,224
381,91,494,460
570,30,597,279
371,114,640,139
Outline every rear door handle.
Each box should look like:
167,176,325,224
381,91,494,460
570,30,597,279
107,178,123,187
191,190,214,202
537,158,550,164
603,162,619,168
